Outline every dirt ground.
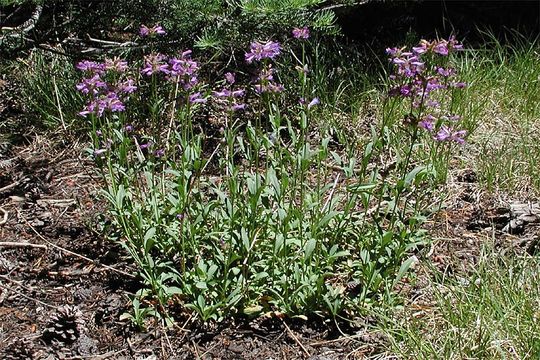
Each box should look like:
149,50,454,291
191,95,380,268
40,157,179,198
1,70,538,360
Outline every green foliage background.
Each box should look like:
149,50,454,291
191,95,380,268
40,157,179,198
1,0,343,56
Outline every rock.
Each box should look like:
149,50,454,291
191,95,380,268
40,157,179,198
502,202,540,234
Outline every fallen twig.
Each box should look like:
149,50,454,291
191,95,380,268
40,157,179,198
0,178,26,194
0,207,7,225
281,319,311,357
19,210,136,278
36,198,77,207
309,333,365,347
0,241,47,249
0,281,57,310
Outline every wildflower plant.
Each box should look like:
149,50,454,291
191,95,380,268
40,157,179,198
385,36,468,183
76,30,469,325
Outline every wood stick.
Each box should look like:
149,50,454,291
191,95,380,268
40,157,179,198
0,241,47,249
281,319,310,357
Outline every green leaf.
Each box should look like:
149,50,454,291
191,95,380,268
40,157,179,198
143,227,156,253
404,165,428,187
195,282,208,290
165,286,183,295
304,238,317,260
267,168,281,197
393,256,417,288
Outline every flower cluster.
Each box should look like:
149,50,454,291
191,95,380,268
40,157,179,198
76,58,136,117
245,41,281,63
292,27,310,40
139,24,166,37
213,72,246,112
140,50,201,90
254,65,284,94
387,37,467,144
168,50,200,90
141,53,169,76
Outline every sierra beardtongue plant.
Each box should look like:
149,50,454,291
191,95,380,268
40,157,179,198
386,36,468,145
72,29,468,325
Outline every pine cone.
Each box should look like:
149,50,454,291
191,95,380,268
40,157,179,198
3,338,34,360
42,305,85,344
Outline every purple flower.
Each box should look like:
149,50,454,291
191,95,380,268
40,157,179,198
434,126,467,144
79,100,105,117
169,57,198,77
231,89,245,98
231,103,246,111
140,24,166,37
168,51,199,89
418,114,436,131
154,149,165,157
189,92,207,104
385,47,400,57
76,74,107,95
141,53,169,76
292,27,310,39
254,65,284,94
245,41,281,63
434,125,452,142
76,60,105,74
254,83,284,94
119,79,137,94
213,89,231,98
117,78,137,94
412,45,428,55
391,54,425,78
400,84,412,97
104,92,125,112
448,35,464,51
437,67,455,77
153,26,166,35
124,125,134,132
307,97,320,109
426,99,440,108
225,72,235,84
425,77,446,92
139,141,152,150
93,148,107,157
451,130,467,144
80,92,125,116
104,58,128,73
433,41,449,56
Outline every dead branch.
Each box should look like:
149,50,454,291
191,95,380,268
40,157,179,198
0,241,47,249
